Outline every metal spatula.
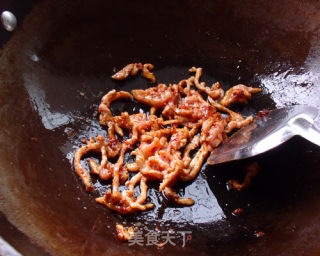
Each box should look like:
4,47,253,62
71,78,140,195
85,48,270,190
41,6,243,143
208,105,320,165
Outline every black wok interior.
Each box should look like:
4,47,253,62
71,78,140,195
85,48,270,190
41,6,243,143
0,1,320,255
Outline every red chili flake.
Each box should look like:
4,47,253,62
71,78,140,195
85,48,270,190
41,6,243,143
232,208,244,216
31,137,39,142
254,231,265,238
108,137,119,146
258,109,270,118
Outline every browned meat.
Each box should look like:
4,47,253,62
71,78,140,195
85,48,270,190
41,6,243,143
74,64,261,214
112,63,156,83
115,224,135,241
221,84,261,107
228,162,260,191
190,67,224,99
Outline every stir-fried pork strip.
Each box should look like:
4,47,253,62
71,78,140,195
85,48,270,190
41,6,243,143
189,67,224,100
228,162,260,191
220,84,262,107
111,63,156,83
115,224,135,241
74,64,261,214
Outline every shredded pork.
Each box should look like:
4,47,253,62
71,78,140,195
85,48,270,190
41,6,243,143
228,162,260,191
74,63,261,214
111,63,156,83
115,224,135,241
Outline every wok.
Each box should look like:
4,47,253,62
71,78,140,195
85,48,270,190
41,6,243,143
0,0,320,255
